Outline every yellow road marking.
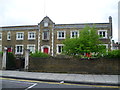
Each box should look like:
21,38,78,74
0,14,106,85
0,77,120,88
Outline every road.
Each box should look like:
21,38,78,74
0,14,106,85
1,77,119,89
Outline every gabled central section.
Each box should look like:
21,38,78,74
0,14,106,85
38,16,55,55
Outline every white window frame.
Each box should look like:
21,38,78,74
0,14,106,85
42,31,50,40
7,32,11,40
98,30,107,39
15,45,24,54
44,22,48,27
70,30,79,38
57,31,66,39
56,44,64,54
16,32,24,40
0,32,2,40
28,32,36,40
27,44,36,53
0,45,2,52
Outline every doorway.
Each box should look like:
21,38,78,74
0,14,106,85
43,47,49,54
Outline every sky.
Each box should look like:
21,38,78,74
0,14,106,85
0,0,119,42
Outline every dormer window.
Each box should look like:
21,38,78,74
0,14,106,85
44,22,48,27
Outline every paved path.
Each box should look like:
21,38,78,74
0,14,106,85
0,70,119,86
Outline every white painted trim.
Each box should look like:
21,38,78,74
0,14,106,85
15,45,24,54
98,30,108,39
56,44,64,54
38,25,40,51
41,45,50,54
28,31,36,40
51,25,54,56
16,32,24,40
70,30,79,38
57,31,66,39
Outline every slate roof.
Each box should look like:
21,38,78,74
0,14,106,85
0,25,38,31
0,23,110,31
55,23,110,29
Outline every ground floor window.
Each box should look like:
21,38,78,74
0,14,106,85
57,44,64,54
27,44,35,53
15,45,24,54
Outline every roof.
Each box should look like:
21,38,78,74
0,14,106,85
0,25,38,31
0,22,110,31
55,23,110,29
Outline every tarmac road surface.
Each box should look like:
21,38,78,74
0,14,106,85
1,77,119,89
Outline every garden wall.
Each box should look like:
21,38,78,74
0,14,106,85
28,57,120,75
0,54,2,70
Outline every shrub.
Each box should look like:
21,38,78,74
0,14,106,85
30,51,50,58
104,50,120,59
0,52,3,54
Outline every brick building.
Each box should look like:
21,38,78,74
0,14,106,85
0,16,112,57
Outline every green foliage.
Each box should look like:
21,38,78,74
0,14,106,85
0,52,3,54
63,26,106,57
104,50,120,59
30,51,50,58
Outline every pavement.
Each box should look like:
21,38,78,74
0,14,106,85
0,70,119,86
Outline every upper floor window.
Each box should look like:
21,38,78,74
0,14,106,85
28,32,36,40
16,32,24,40
44,22,48,27
15,45,24,54
70,30,79,38
42,31,49,40
7,32,11,40
57,31,66,39
0,32,2,40
98,30,107,39
27,44,35,53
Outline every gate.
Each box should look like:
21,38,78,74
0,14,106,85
15,56,25,70
6,53,25,70
6,52,16,70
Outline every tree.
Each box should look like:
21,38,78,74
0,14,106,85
63,26,106,57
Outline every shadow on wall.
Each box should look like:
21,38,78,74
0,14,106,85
28,57,119,75
0,54,2,70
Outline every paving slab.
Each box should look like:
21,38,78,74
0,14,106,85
93,75,106,83
0,70,119,86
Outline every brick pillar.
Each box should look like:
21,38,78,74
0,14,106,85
2,47,7,70
24,49,30,71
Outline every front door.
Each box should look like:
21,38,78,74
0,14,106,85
43,48,48,54
7,48,12,53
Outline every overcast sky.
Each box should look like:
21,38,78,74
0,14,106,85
0,0,119,41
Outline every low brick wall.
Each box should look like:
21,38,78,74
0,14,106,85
0,54,2,70
28,57,119,75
